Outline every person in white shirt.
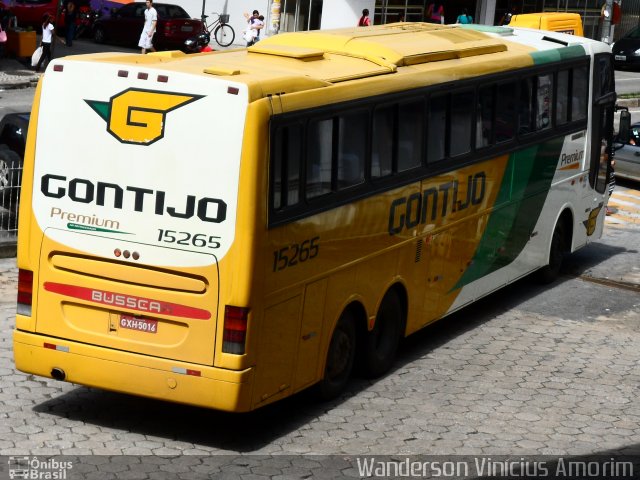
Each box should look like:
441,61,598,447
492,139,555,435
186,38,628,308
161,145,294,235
138,0,157,54
35,13,62,72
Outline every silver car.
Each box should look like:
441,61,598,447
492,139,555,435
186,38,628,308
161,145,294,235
615,123,640,182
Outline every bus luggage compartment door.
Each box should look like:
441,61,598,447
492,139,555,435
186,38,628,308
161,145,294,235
34,231,219,366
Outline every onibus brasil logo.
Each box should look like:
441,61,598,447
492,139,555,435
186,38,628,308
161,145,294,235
85,88,203,146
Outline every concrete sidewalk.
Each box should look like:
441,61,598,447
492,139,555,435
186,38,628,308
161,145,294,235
0,57,40,89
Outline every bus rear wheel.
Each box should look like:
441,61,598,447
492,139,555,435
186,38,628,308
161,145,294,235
361,290,403,378
317,311,356,400
537,221,566,284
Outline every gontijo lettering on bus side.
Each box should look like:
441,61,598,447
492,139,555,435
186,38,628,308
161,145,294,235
388,172,486,235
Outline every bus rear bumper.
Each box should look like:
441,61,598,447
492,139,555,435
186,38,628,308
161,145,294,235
13,329,254,412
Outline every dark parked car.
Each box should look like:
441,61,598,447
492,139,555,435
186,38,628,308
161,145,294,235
613,26,640,70
0,112,30,209
615,122,640,182
92,2,202,51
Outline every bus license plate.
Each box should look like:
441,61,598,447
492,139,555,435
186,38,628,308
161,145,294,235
120,315,158,333
615,55,626,61
181,26,193,32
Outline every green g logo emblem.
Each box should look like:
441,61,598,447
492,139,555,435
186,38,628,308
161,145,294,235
86,88,203,146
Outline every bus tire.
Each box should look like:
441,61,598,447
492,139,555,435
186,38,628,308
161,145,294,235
537,221,566,284
317,311,356,400
0,148,21,210
362,290,402,378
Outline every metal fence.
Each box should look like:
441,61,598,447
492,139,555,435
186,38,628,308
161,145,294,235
0,161,21,244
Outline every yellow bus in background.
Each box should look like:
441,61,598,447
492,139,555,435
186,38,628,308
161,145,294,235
508,12,584,36
14,23,614,412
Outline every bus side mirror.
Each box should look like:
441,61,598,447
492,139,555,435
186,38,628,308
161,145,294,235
618,107,631,144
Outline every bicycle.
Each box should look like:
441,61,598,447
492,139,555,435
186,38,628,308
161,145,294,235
202,12,235,47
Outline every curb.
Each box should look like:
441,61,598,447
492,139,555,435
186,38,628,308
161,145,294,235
617,98,640,108
0,243,17,259
0,79,39,89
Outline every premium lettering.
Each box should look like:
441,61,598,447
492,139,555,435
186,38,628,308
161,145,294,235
41,174,227,223
388,172,486,235
50,207,120,229
560,149,584,166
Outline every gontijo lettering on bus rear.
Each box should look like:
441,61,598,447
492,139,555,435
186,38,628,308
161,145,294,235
40,174,227,224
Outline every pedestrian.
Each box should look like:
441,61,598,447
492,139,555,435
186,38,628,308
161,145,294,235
499,7,517,25
252,15,264,44
35,13,63,72
456,8,473,24
357,8,371,26
138,0,157,54
425,3,444,24
243,10,263,46
64,0,76,47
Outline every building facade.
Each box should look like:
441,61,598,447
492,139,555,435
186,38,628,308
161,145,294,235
182,0,638,45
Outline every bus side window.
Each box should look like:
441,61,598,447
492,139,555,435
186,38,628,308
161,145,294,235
272,124,301,210
571,65,588,122
307,118,333,199
287,127,301,205
556,70,570,126
536,73,553,131
450,90,474,157
427,95,446,164
372,105,394,178
596,56,613,97
338,111,367,188
397,99,424,171
518,77,534,135
496,81,517,142
477,86,494,148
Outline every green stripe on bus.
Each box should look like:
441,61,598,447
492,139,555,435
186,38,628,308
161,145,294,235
530,45,586,65
458,25,513,35
452,136,565,290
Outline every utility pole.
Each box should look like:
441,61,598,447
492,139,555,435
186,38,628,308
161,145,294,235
600,0,613,43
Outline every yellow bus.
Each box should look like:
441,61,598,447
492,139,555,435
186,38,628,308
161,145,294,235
507,13,585,36
14,23,616,412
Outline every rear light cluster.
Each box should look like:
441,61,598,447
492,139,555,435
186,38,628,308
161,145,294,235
17,269,33,316
164,21,177,35
222,305,249,354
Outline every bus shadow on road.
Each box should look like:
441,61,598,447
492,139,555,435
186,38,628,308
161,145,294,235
31,243,634,452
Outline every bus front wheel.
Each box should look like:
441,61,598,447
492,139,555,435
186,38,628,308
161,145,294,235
317,311,356,400
362,290,403,378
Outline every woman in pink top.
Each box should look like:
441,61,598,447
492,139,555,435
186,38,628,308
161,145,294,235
426,3,444,24
357,9,371,26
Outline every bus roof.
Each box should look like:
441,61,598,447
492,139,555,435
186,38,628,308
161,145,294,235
60,23,605,102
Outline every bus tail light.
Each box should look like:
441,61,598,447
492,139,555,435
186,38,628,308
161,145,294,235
222,305,249,354
17,269,33,316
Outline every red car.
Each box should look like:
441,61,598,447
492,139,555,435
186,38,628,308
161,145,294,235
7,0,59,29
92,2,202,51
